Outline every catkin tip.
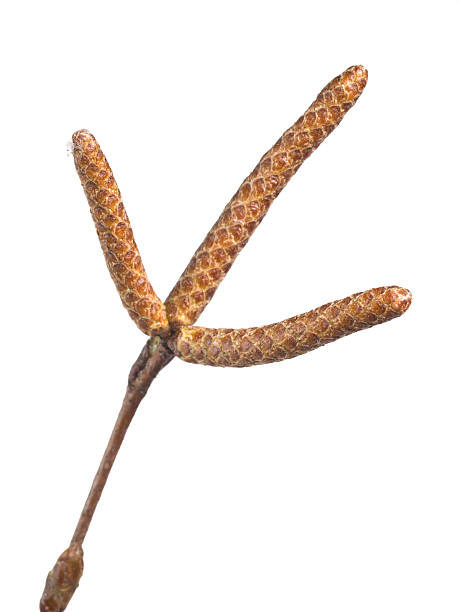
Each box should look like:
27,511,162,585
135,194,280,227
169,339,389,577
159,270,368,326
71,129,94,152
351,65,368,80
389,286,412,314
39,545,84,612
342,65,368,95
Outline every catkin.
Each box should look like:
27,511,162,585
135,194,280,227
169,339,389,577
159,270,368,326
168,286,411,367
72,130,169,337
165,65,368,330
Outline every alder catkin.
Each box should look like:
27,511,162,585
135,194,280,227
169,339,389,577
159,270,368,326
72,130,169,337
165,65,368,329
168,286,411,367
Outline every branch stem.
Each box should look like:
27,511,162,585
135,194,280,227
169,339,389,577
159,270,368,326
70,337,174,547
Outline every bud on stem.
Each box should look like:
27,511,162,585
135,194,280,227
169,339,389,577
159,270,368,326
40,545,84,612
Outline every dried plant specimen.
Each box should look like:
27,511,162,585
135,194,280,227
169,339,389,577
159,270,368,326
40,65,412,612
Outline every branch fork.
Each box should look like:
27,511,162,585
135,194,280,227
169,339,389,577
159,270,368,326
40,65,411,611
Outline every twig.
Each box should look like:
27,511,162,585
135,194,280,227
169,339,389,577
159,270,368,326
71,337,174,546
40,338,174,612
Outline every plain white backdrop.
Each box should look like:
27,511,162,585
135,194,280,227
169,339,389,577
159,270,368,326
1,1,458,610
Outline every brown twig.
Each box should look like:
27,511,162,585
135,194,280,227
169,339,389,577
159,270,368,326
40,339,174,612
71,337,174,547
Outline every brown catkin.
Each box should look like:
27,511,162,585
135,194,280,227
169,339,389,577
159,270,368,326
168,286,412,367
165,65,368,330
72,130,169,337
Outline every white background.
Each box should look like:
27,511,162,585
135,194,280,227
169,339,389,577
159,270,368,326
1,1,458,610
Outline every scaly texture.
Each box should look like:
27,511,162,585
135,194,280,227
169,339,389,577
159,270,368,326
72,130,169,337
165,65,368,330
168,286,412,367
40,545,84,612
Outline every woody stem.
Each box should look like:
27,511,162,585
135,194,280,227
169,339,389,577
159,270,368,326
70,337,174,547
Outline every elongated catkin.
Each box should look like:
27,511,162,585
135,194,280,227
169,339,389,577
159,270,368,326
165,65,368,330
168,286,411,367
72,130,169,337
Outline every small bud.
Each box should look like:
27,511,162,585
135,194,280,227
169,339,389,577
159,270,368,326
40,545,84,612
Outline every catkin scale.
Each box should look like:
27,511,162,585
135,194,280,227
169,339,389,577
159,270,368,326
165,65,368,330
72,130,169,337
168,286,412,367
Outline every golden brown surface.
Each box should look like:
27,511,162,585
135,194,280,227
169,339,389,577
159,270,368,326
72,130,169,337
39,545,84,612
168,286,411,367
164,65,368,330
